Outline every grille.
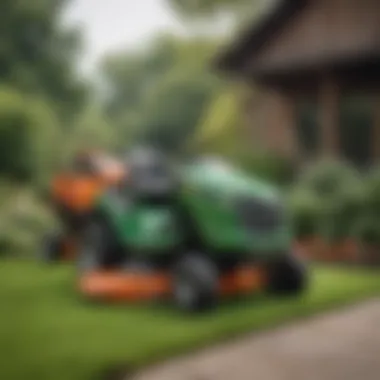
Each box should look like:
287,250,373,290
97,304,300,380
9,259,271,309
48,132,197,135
235,197,282,233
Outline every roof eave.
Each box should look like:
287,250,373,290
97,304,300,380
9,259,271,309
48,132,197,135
213,0,307,76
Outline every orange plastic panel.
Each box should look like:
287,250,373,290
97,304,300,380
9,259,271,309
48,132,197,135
219,266,267,296
51,153,126,214
79,266,266,303
79,271,172,302
52,175,103,212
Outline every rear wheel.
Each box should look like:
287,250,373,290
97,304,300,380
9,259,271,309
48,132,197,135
77,221,113,273
267,255,308,296
40,232,64,263
173,254,218,313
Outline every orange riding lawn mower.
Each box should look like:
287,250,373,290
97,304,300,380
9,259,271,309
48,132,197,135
41,150,126,263
42,147,308,312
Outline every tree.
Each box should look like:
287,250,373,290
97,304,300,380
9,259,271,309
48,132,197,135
167,0,271,24
0,0,87,121
101,34,180,120
100,34,221,153
193,86,295,185
63,102,117,161
0,86,60,184
138,69,219,152
192,86,248,159
101,34,218,118
168,0,254,17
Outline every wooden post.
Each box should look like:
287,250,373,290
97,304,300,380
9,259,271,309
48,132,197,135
319,77,340,157
262,89,297,158
280,92,298,159
373,95,380,162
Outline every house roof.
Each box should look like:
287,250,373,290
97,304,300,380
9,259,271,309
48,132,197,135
214,0,307,75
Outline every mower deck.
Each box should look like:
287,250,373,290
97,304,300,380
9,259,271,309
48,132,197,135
79,266,267,302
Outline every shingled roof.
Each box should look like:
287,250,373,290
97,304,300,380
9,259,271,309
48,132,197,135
214,0,307,74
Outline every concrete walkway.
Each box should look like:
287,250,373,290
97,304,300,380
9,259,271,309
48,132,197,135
131,299,380,380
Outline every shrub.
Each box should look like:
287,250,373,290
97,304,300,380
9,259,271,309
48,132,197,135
0,185,56,256
355,216,380,246
362,166,380,214
355,166,380,246
297,159,361,198
243,153,295,187
288,189,323,239
0,86,61,187
320,187,365,243
291,159,364,242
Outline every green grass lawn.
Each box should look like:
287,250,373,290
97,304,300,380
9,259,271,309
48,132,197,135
1,259,380,380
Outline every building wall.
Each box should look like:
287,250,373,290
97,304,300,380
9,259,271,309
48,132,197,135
249,78,380,165
249,0,380,73
249,88,298,158
239,0,380,165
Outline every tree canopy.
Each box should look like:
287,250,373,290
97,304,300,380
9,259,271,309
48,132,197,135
0,86,60,184
0,0,87,120
100,34,221,153
167,0,271,24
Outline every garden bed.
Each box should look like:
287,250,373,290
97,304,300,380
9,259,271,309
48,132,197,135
296,238,380,265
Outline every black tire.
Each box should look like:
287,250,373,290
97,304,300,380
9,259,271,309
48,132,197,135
173,254,218,313
41,232,64,263
267,254,308,296
77,221,112,273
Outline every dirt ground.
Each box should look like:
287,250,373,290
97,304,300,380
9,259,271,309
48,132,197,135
130,299,380,380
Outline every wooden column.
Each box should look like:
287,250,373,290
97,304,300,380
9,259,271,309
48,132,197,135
319,77,340,157
259,89,297,158
278,92,297,159
373,95,380,162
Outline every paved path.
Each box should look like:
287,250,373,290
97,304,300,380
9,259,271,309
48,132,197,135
131,299,380,380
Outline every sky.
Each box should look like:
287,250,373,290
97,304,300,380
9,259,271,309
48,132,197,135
64,0,185,72
64,0,233,73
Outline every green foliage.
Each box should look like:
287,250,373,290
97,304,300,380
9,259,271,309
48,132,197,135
291,160,365,242
288,160,380,252
0,183,56,256
101,35,221,153
63,102,117,160
0,87,60,184
355,167,380,245
138,69,219,152
355,216,380,246
194,88,244,155
288,189,323,239
362,166,380,214
167,0,267,21
320,187,364,243
297,159,361,199
194,87,294,186
241,153,295,187
0,0,87,120
102,34,217,118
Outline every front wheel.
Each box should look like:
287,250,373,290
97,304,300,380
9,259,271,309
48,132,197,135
173,254,218,313
267,255,308,296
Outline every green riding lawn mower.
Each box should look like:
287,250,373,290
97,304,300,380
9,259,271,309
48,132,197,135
77,148,308,312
